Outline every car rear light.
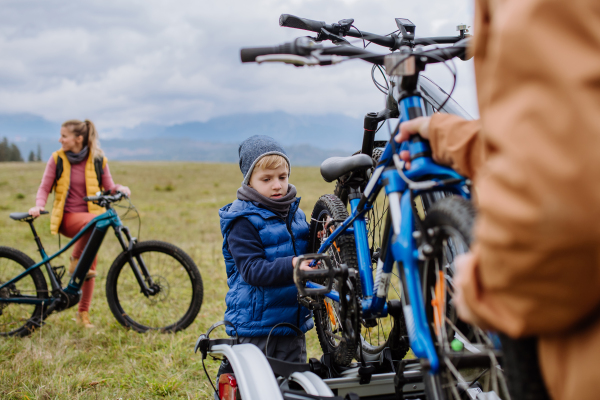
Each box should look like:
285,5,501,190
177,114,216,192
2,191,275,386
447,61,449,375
218,373,238,400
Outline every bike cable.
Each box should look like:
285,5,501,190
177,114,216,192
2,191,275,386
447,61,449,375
351,24,367,48
114,198,142,240
372,64,389,95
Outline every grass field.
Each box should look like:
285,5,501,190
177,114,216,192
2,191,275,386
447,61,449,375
0,161,335,399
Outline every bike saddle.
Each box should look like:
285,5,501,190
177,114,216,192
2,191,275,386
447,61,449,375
320,154,373,183
9,211,48,222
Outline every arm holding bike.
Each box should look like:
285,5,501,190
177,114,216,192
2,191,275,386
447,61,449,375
29,156,56,217
227,216,316,287
101,163,131,197
395,114,483,178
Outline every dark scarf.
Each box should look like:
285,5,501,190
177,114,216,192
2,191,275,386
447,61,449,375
237,184,297,218
65,146,89,164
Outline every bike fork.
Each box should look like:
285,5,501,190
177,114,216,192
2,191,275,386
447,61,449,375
385,172,440,373
114,226,155,297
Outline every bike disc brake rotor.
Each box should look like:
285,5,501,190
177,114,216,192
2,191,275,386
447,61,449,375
147,275,169,304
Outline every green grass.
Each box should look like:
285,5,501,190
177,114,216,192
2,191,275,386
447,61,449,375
0,161,334,399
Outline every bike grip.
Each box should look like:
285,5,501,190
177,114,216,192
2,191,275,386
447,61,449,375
279,14,326,33
40,210,49,215
240,43,295,63
83,196,101,202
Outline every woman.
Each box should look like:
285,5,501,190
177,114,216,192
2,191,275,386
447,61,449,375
29,119,130,329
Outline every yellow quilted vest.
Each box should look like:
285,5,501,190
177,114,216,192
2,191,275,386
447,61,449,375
50,149,107,235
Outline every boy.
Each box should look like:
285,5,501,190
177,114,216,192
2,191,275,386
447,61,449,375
219,135,314,364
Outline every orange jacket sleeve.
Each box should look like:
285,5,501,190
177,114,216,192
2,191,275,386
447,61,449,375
428,113,484,180
456,0,600,338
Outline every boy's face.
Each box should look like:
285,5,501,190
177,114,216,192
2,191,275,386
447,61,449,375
248,164,289,199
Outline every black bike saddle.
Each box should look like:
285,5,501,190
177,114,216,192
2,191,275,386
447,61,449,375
9,211,48,222
320,154,373,183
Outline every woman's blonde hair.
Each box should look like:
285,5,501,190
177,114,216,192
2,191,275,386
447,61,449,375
61,119,103,159
255,154,289,172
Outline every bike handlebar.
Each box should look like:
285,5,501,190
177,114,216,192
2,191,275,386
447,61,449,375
239,37,470,67
279,14,465,49
84,191,127,204
280,14,399,48
279,14,326,33
240,39,314,63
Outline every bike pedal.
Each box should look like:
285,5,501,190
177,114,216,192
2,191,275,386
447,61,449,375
298,295,323,311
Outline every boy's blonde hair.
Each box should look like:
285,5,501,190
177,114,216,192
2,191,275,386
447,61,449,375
254,154,289,174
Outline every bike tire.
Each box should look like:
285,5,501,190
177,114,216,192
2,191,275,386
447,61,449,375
105,240,203,333
421,197,510,399
0,246,48,337
309,194,361,367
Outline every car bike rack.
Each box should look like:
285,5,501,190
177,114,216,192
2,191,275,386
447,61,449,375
196,329,426,400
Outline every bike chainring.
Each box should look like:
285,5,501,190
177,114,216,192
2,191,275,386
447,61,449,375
339,276,362,350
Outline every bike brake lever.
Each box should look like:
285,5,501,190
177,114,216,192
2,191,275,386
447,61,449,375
256,54,347,67
256,54,319,66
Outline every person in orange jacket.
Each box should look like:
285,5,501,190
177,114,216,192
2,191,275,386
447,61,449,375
395,0,600,399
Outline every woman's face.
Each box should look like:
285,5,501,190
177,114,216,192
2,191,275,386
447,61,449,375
59,127,83,153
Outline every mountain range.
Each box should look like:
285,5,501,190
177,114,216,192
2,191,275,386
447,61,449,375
0,112,390,166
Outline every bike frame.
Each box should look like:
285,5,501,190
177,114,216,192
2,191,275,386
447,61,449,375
0,207,148,307
307,94,470,373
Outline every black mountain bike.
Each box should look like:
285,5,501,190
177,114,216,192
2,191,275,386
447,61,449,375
1,192,203,336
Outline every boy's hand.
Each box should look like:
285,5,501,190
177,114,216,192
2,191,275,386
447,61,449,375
292,257,318,271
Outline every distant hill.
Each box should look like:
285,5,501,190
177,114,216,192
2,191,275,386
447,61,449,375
0,112,384,165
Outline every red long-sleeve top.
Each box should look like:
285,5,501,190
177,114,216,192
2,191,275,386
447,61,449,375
35,156,122,213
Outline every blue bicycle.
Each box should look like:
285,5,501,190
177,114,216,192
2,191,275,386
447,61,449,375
242,15,509,399
0,192,203,336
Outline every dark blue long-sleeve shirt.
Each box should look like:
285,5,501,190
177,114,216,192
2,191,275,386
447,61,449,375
227,218,295,287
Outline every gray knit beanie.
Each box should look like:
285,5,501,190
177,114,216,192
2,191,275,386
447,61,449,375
238,135,291,185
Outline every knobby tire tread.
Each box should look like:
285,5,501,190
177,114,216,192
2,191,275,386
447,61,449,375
105,240,203,333
0,246,47,337
310,194,360,366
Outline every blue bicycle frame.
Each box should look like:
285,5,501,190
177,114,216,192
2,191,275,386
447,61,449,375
306,94,470,373
0,208,124,306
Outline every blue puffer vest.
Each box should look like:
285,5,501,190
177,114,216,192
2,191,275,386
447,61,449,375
219,198,314,337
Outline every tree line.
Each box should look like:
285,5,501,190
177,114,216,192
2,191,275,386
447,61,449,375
0,137,42,162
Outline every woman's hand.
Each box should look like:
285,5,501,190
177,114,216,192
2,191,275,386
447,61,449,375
394,116,431,168
116,186,131,197
28,206,45,217
292,257,318,271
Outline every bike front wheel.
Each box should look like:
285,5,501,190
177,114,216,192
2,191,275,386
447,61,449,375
422,197,510,399
106,240,203,333
0,246,48,337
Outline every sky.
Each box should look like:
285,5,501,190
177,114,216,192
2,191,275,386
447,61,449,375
0,0,477,137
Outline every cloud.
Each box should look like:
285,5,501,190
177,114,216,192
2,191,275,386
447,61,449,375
0,0,477,135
